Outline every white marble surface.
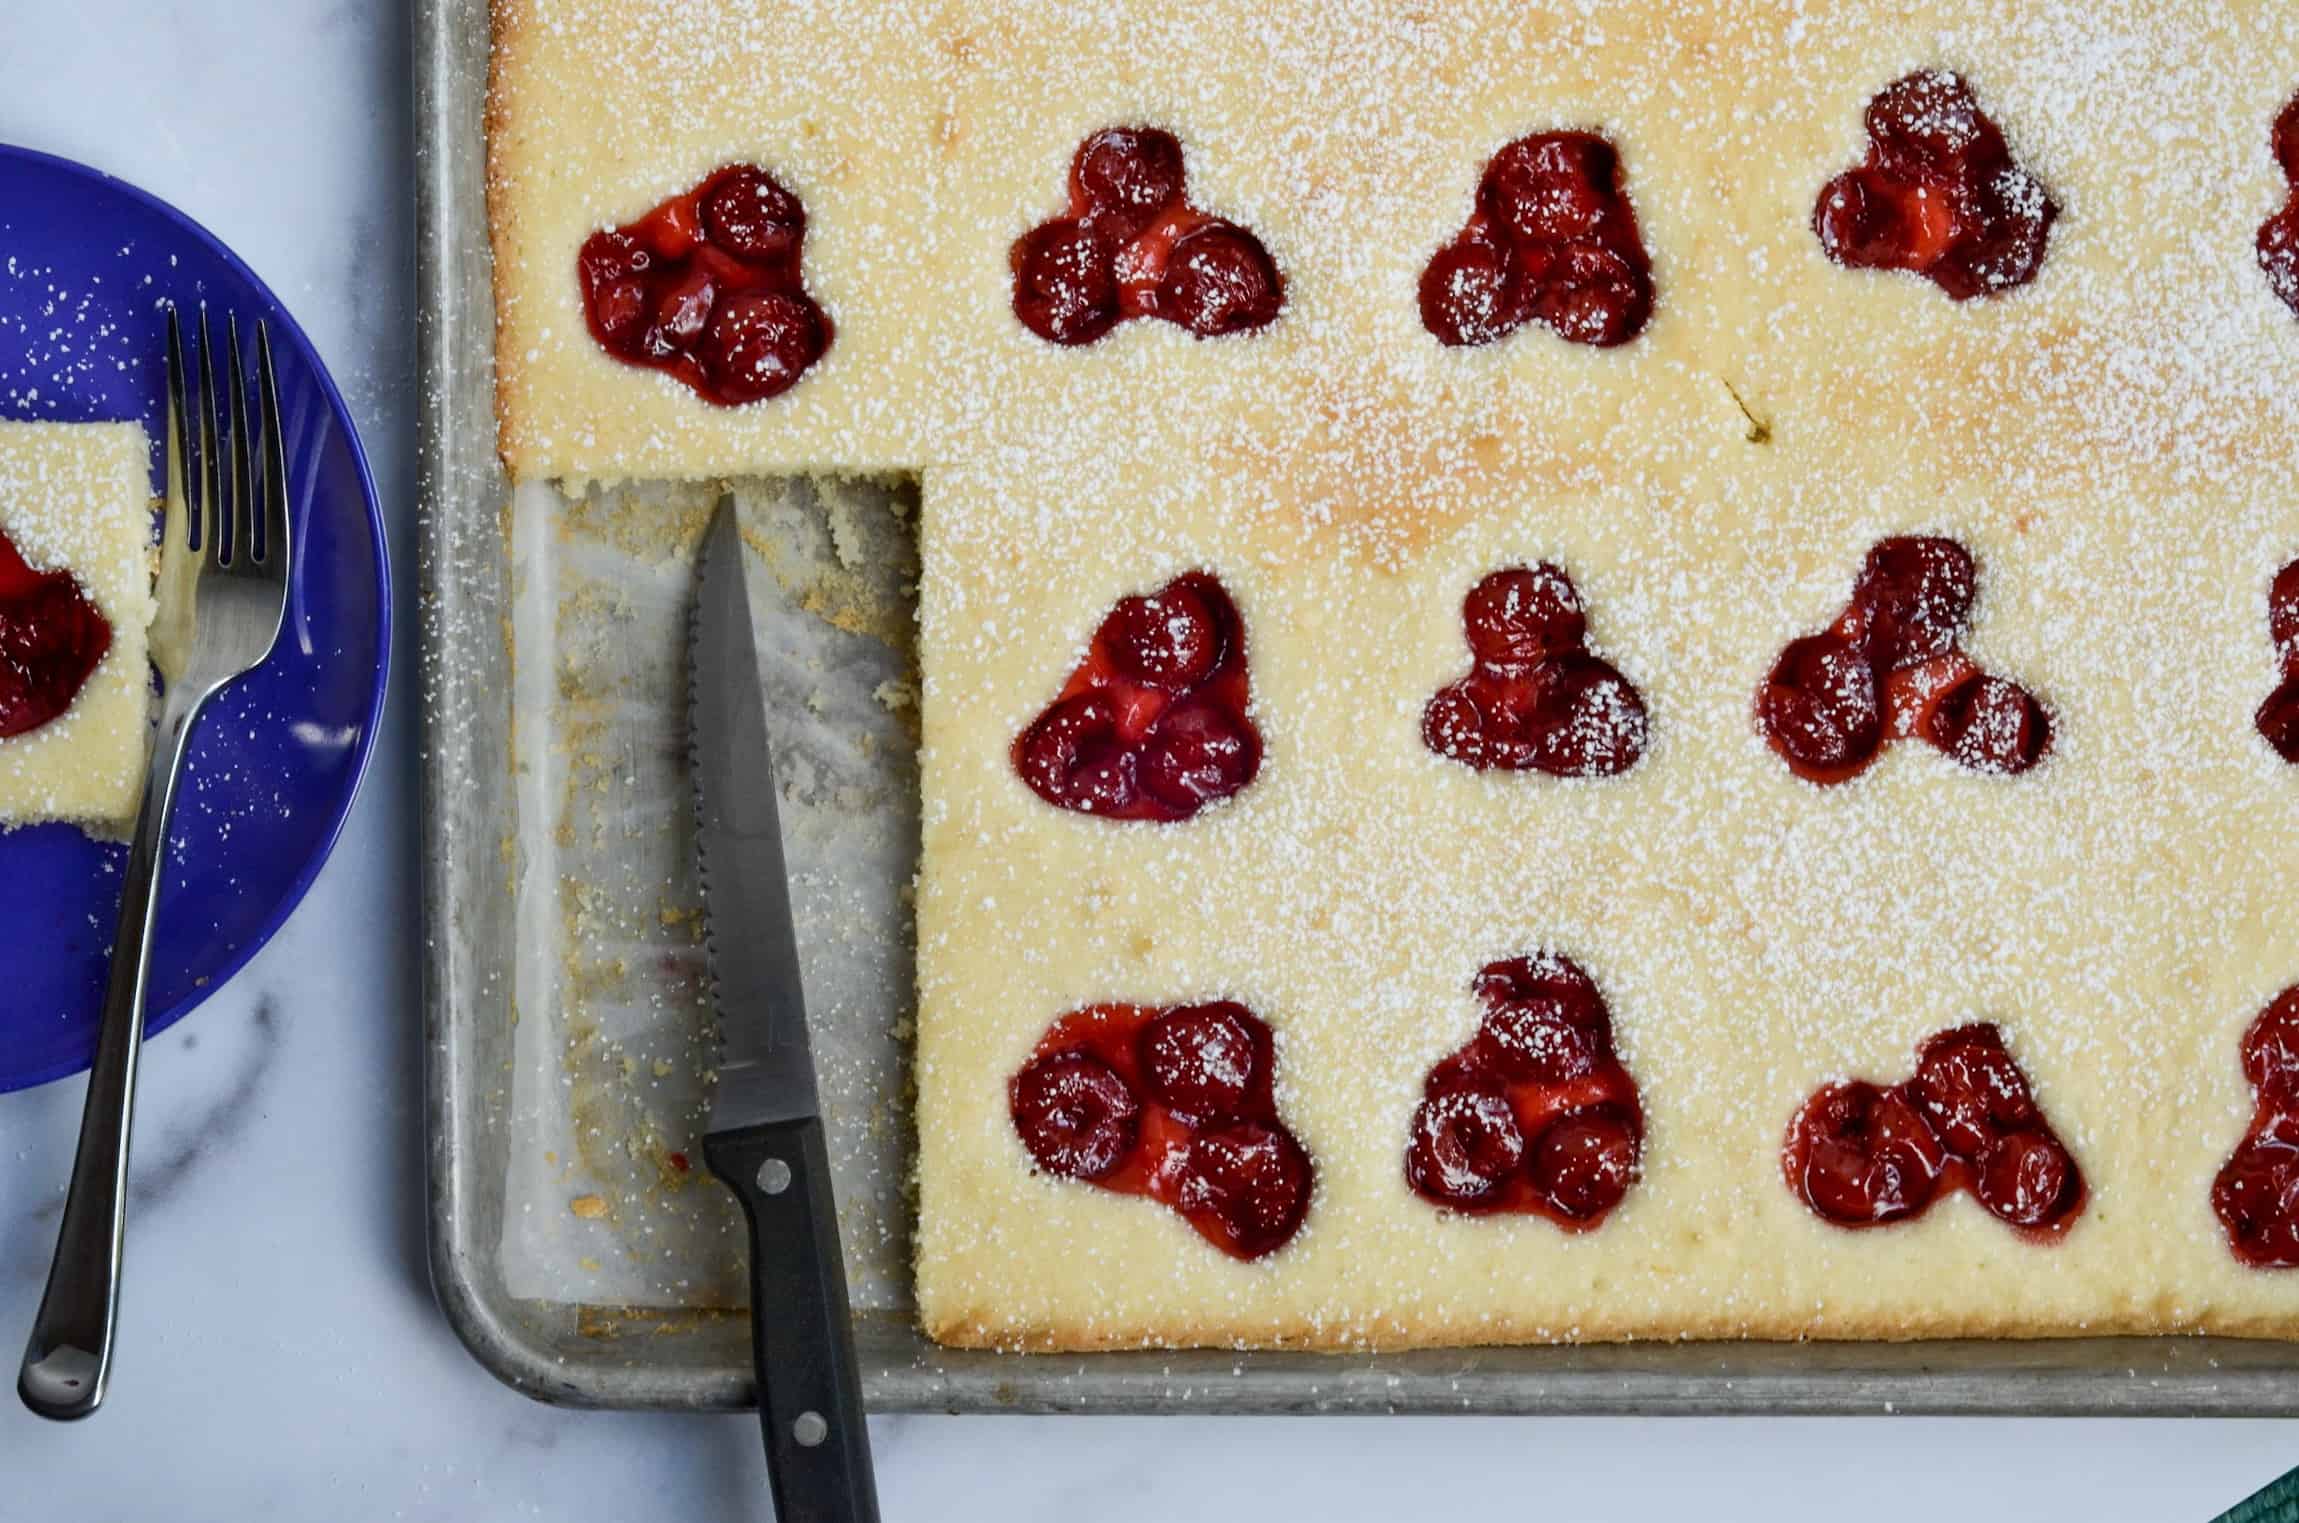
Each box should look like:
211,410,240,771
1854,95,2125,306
1,3,2296,1518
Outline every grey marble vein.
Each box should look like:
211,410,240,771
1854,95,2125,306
6,997,281,1284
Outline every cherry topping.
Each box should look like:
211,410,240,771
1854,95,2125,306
1973,1128,2080,1230
1404,954,1644,1230
1154,221,1284,338
576,163,831,405
1008,1002,1311,1260
1010,1051,1141,1182
1525,652,1651,778
1175,1121,1314,1259
1138,697,1260,814
1406,1085,1526,1209
1814,70,2057,300
2243,990,2299,1108
1528,1106,1639,1221
1476,956,1607,1085
581,235,654,349
699,290,829,405
0,531,111,739
1011,220,1120,346
1758,536,2050,784
699,166,805,268
2259,95,2299,318
1483,135,1620,245
1865,70,1997,176
1924,672,2051,776
1423,565,1647,779
1015,128,1284,344
2260,682,2299,764
2270,559,2299,659
1813,171,1932,272
1012,571,1261,823
1107,580,1223,690
641,266,714,354
1787,1080,1945,1227
1848,536,1976,672
1931,166,2056,299
1758,633,1883,783
1910,1021,2039,1155
2258,558,2299,764
1531,243,1653,349
1783,1022,2082,1238
1462,563,1585,666
1014,691,1136,816
1137,1001,1267,1122
2260,213,2299,317
2215,1116,2299,1269
2208,989,2299,1264
1423,130,1654,349
1072,127,1186,242
1418,228,1525,349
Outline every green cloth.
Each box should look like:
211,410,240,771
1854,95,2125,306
2219,1467,2299,1523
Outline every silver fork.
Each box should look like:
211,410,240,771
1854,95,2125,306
18,307,293,1421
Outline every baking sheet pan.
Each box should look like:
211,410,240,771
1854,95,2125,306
416,0,2299,1412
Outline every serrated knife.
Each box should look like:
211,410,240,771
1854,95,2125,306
688,499,880,1522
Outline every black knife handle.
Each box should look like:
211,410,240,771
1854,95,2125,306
705,1117,881,1523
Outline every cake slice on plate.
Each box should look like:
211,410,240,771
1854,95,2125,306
0,419,156,834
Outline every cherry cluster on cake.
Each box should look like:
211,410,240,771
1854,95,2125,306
1813,69,2057,300
1419,131,1655,349
0,530,110,738
2257,95,2299,318
576,164,831,405
1011,570,1262,822
1012,127,1285,345
2212,988,2299,1267
1404,955,1644,1227
577,78,2299,416
1759,535,2051,784
1784,1022,2083,1234
1422,564,1648,777
571,80,2299,413
2256,558,2299,763
1009,1001,1313,1259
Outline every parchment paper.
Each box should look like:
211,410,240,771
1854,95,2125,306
497,472,920,1313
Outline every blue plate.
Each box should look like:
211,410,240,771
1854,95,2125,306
0,145,389,1092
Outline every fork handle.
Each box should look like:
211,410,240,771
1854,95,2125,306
19,694,205,1421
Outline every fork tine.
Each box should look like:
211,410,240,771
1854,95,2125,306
163,309,192,552
195,307,219,555
255,323,288,568
224,315,252,567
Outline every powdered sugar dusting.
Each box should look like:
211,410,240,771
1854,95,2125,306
0,246,156,418
485,0,2299,1349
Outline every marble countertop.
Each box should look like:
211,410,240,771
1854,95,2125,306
0,4,2294,1517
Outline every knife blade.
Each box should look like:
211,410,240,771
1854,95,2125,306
691,497,820,1135
688,498,881,1523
